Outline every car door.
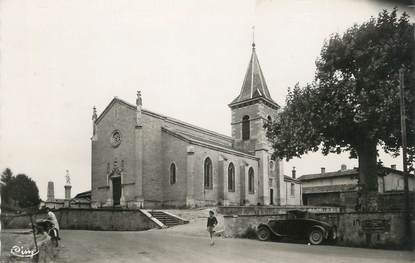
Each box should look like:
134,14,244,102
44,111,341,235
285,219,304,237
267,220,284,236
278,219,298,236
292,219,311,237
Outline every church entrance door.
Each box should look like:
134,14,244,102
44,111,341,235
112,177,121,206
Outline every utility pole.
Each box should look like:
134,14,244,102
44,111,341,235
399,68,411,247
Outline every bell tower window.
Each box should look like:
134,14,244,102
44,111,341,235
242,115,250,140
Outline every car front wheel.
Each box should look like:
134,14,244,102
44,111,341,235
257,227,271,241
308,228,324,245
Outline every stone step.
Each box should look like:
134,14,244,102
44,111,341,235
149,210,187,228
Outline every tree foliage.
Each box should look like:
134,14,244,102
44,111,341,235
1,168,41,211
266,9,415,191
1,168,14,205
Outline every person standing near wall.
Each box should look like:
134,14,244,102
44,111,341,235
206,210,218,246
45,207,60,240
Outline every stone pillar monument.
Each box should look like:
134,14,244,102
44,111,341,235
47,181,55,202
64,170,72,203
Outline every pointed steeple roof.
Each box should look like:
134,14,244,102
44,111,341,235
229,43,279,109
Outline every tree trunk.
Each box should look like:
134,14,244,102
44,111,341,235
356,140,378,211
357,140,378,191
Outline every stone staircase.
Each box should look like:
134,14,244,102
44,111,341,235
149,210,188,227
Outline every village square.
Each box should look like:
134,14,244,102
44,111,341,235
1,0,415,262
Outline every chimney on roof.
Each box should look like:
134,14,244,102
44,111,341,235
292,167,296,179
391,164,397,170
341,164,347,171
321,167,325,174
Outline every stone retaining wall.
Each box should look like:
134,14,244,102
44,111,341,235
2,208,160,231
219,206,410,249
218,205,341,216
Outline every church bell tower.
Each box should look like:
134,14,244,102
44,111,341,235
229,42,281,205
229,42,280,153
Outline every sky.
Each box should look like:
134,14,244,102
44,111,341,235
1,0,414,200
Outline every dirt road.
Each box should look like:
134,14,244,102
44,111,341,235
56,229,413,263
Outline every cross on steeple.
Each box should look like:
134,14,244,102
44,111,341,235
252,26,255,48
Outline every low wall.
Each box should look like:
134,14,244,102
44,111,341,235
2,208,160,231
57,208,160,230
378,192,415,212
220,206,410,249
1,213,36,229
218,205,341,216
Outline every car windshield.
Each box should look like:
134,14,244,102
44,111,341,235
287,210,307,219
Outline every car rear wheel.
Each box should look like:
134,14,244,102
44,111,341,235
257,227,271,241
308,229,324,245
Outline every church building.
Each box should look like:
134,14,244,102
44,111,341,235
90,43,301,208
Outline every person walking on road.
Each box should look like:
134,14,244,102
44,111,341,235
207,210,218,246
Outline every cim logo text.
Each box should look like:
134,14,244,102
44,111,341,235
10,245,39,258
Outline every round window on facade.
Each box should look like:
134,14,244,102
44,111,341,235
110,130,122,148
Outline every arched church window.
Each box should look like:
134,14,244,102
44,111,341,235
242,115,250,140
170,163,176,185
204,157,213,189
228,163,235,192
248,167,255,193
267,115,272,123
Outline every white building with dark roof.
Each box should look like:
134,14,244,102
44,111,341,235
298,165,415,210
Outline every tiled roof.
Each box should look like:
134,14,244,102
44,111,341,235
96,97,234,145
70,190,91,204
284,175,301,183
229,44,278,108
170,128,233,149
74,190,91,199
298,167,411,182
298,168,359,181
161,127,258,160
302,184,357,194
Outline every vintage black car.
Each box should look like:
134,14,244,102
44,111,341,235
256,210,337,245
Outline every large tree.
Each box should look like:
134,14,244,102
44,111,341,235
1,169,41,251
1,168,41,211
266,9,414,206
1,168,14,206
